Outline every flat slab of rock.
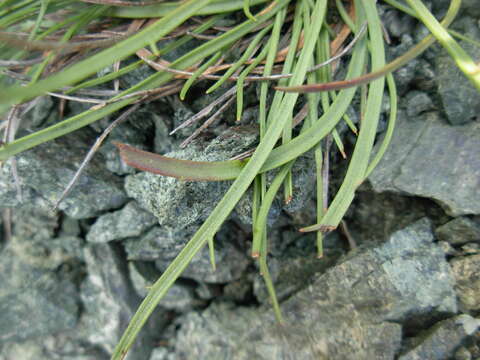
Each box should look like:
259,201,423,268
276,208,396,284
170,219,457,359
369,111,480,216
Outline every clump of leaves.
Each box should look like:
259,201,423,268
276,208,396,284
0,0,479,359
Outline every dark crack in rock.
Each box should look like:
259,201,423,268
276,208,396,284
369,111,480,216
169,219,456,359
86,201,157,243
399,315,480,360
450,254,480,312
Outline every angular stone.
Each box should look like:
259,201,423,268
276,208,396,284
155,226,250,284
450,254,480,311
399,315,480,360
129,261,199,311
0,131,127,219
86,201,157,243
369,112,480,216
435,217,480,245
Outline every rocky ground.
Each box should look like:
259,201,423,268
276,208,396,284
0,1,479,359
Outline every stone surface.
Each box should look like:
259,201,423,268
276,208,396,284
369,111,480,216
434,17,480,125
399,315,480,360
129,261,199,311
80,243,167,359
126,223,250,284
125,126,259,230
86,201,157,243
405,91,435,118
0,131,127,219
169,219,457,359
155,225,250,284
450,254,480,311
435,217,480,245
0,207,80,343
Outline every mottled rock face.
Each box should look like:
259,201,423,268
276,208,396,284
369,111,480,216
450,254,480,312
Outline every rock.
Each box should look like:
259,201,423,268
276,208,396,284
435,217,480,245
86,201,157,243
0,206,82,345
23,96,55,129
129,261,199,311
80,243,167,359
153,113,175,155
124,225,197,261
155,225,250,284
369,111,480,216
169,219,457,359
450,254,480,311
253,234,342,303
434,18,480,125
125,126,258,229
387,34,419,95
405,91,435,118
0,130,127,219
461,243,480,255
0,279,79,343
100,121,151,175
0,334,109,360
399,315,480,360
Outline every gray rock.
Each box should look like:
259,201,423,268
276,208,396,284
405,91,435,118
124,225,197,261
387,34,419,94
86,201,157,243
369,111,480,216
23,96,55,129
125,126,258,229
399,315,480,360
155,227,250,284
0,131,127,219
450,254,480,311
0,333,108,360
461,243,480,255
170,219,456,359
435,27,480,125
253,236,342,303
0,279,78,343
435,217,480,245
153,113,175,155
100,121,150,175
80,243,167,359
129,261,199,311
0,220,80,343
